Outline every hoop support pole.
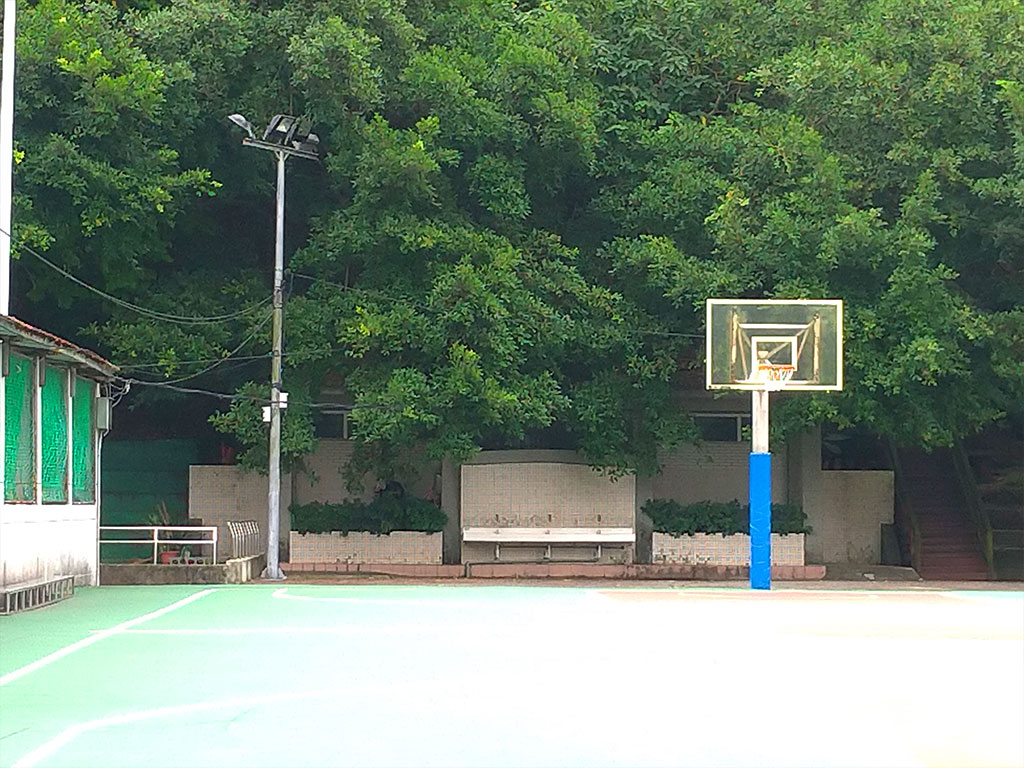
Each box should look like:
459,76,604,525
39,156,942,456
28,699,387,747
750,389,772,590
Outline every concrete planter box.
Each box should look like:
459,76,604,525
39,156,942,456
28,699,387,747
653,532,805,566
288,531,442,565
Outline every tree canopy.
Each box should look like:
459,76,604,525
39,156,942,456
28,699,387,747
7,0,1023,476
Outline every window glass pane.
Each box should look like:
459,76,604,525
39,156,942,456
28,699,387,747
41,365,69,503
72,377,95,502
313,411,347,439
4,355,36,501
694,415,740,442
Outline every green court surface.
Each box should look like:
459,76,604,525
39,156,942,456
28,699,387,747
1,584,1022,768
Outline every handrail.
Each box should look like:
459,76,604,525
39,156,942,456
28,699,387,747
99,525,218,565
886,440,921,572
951,440,995,579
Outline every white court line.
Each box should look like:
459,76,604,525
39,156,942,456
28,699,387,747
90,625,459,636
270,587,610,605
271,587,462,605
0,589,215,688
12,688,340,768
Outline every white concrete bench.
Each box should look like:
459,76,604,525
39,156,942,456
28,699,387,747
462,526,635,561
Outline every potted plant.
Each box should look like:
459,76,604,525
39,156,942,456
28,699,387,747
148,502,181,564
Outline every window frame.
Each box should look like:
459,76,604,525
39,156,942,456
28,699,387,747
692,412,752,442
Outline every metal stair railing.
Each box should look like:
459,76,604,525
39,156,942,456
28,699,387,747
886,440,921,572
952,440,996,579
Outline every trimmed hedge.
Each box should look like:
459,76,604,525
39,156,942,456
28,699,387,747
642,498,810,536
290,496,447,535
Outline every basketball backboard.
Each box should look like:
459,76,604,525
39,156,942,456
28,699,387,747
705,299,843,391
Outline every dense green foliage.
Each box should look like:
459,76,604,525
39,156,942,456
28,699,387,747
290,496,447,534
643,498,809,536
8,0,1023,476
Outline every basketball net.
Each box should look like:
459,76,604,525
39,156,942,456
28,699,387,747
757,363,795,392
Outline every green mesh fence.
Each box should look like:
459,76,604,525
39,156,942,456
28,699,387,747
41,365,68,503
72,377,95,503
4,355,36,501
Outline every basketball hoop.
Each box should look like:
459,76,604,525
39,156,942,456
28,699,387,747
757,363,795,391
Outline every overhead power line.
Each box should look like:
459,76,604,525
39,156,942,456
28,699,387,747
116,376,398,412
126,310,273,386
2,227,270,325
120,353,274,371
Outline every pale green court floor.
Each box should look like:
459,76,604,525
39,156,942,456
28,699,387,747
0,584,1022,768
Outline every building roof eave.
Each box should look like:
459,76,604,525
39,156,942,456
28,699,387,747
0,315,119,380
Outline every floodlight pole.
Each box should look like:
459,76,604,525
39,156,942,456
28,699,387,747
234,125,318,581
265,149,286,580
750,390,771,590
1,0,16,315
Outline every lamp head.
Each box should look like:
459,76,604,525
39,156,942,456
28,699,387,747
227,113,255,139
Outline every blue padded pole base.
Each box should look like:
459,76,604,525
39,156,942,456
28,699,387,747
749,452,772,590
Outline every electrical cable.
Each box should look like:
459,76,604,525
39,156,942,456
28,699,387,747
119,353,273,370
2,226,270,325
116,376,399,412
126,310,273,386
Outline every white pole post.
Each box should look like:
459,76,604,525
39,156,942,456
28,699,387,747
751,390,769,454
1,0,17,315
262,150,286,580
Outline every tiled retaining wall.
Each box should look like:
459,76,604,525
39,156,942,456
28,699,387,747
460,461,635,563
653,533,805,566
461,462,635,527
289,531,442,565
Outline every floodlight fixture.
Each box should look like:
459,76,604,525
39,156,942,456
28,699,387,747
231,113,319,161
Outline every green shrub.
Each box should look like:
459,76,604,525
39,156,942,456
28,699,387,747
642,499,809,536
290,496,447,535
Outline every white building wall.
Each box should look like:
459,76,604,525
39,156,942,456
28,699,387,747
0,503,98,586
293,439,374,505
790,426,894,564
652,442,789,505
0,365,102,588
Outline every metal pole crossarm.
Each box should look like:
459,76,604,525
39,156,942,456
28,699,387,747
242,137,319,162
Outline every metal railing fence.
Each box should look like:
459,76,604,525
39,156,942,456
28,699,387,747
227,520,262,559
99,526,218,565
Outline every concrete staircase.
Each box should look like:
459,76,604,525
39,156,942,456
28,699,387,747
899,448,990,581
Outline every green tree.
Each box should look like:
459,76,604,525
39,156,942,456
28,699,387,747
8,0,1022,477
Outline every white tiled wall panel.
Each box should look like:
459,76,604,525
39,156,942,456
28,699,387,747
653,532,805,566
